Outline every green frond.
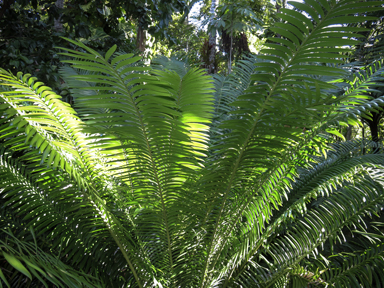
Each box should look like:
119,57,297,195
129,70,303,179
197,1,384,286
59,38,215,286
319,243,384,287
0,69,98,185
210,55,258,147
233,155,384,287
213,141,383,286
336,59,384,117
0,68,153,286
213,54,257,116
0,229,103,288
263,174,384,284
0,146,139,287
150,56,190,78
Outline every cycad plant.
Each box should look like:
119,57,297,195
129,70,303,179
2,0,384,287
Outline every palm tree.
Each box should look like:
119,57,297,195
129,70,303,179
1,0,384,287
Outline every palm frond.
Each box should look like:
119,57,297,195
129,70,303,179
213,140,383,286
0,144,139,287
0,68,152,287
58,38,215,286
197,1,384,286
318,242,384,287
0,229,104,288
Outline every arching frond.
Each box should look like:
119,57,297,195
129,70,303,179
196,1,384,286
58,38,215,286
0,229,104,288
0,68,154,287
319,242,384,287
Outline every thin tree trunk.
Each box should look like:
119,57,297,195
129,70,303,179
368,117,379,153
208,0,218,74
228,25,233,74
369,121,379,143
345,125,353,140
137,21,146,53
186,13,189,53
366,112,380,142
54,0,64,32
364,112,381,153
362,124,365,154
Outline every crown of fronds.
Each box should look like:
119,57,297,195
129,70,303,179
1,0,384,287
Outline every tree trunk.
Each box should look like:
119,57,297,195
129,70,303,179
369,121,379,142
54,0,64,32
228,26,233,74
136,23,146,53
186,12,190,54
364,112,381,153
366,112,380,142
345,125,353,140
208,0,218,74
